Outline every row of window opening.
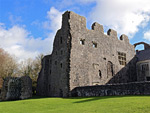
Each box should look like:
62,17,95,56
55,61,63,68
80,39,97,48
55,50,63,55
49,62,63,75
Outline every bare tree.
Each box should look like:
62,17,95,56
0,48,44,94
19,54,43,81
19,54,44,94
0,48,18,78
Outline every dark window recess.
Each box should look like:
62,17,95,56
118,52,126,65
55,61,57,65
59,89,63,97
107,61,114,77
99,70,102,78
103,58,106,60
92,42,97,48
56,51,57,55
141,64,149,71
147,77,150,81
60,37,63,44
49,85,50,91
60,63,62,68
61,50,63,55
50,70,51,74
80,39,85,45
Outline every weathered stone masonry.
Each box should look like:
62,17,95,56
37,11,137,97
71,82,150,97
0,76,32,101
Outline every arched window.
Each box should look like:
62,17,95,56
107,61,114,77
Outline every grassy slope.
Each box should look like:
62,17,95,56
0,96,150,113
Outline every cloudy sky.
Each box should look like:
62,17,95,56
0,0,150,61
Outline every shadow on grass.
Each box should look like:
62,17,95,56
1,95,150,103
67,95,150,103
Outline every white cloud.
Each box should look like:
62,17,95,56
81,0,150,38
43,7,63,31
0,25,47,62
0,7,63,62
144,30,150,41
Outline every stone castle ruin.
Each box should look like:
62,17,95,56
37,11,150,97
0,76,32,101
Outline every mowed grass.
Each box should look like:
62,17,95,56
0,96,150,113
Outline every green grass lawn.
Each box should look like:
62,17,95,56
0,96,150,113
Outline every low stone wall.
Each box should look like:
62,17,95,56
71,82,150,97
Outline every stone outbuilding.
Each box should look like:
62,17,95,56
0,76,32,101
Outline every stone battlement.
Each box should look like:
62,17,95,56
62,11,130,44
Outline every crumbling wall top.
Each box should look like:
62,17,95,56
61,11,131,44
62,11,86,30
134,42,150,50
107,29,117,38
92,22,104,33
120,34,129,43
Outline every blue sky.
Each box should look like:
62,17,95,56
0,0,150,61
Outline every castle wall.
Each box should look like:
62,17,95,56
68,11,136,91
37,11,137,97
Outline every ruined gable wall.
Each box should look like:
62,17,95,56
68,11,136,91
37,12,72,97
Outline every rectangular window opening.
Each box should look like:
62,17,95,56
50,70,51,75
147,77,150,81
60,37,63,44
60,63,62,68
118,52,126,66
92,42,97,48
80,39,85,45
